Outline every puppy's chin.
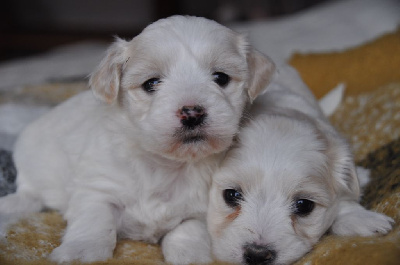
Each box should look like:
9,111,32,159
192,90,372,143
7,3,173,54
163,134,232,161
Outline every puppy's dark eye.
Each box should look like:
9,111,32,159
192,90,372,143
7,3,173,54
142,78,161,93
294,199,315,217
223,189,243,207
213,72,230,87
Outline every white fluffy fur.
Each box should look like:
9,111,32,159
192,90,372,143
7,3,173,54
0,16,274,264
207,66,394,265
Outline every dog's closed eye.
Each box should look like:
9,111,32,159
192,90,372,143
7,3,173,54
293,198,315,217
142,78,162,93
223,188,243,207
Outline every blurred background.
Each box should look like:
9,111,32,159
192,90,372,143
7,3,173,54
0,0,329,61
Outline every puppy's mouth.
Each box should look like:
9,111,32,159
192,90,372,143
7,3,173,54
173,126,208,144
176,131,207,144
182,135,206,144
164,127,231,161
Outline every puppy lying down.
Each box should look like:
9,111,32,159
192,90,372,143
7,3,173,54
0,16,275,264
207,66,394,265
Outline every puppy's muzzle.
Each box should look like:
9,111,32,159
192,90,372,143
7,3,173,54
178,105,206,130
243,243,276,265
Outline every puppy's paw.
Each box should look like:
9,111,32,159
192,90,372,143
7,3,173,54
332,203,394,237
162,219,213,265
49,240,114,263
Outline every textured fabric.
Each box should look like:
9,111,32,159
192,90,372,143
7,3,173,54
329,83,400,162
0,150,16,197
290,28,400,99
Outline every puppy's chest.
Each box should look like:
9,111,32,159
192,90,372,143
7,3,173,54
117,165,211,243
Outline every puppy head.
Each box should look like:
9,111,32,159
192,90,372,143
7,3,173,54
89,16,274,161
207,114,361,265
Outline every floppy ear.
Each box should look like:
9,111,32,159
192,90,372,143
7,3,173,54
246,49,275,102
327,136,360,199
325,136,394,237
328,140,394,237
89,38,129,104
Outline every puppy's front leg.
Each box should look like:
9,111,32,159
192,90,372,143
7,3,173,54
162,219,212,265
49,192,118,263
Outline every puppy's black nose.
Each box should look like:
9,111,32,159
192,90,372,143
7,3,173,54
179,105,206,129
243,244,276,265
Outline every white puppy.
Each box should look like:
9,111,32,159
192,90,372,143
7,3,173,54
207,66,394,265
0,16,275,264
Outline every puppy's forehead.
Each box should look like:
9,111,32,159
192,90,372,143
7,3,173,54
216,116,331,193
143,16,243,51
126,16,247,72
